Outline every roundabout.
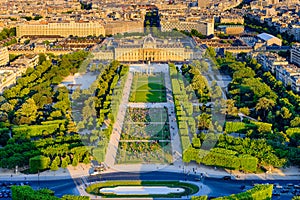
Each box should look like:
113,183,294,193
85,180,200,198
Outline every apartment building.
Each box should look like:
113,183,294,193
10,54,39,68
291,43,300,67
104,21,144,36
256,51,300,93
276,64,300,92
160,20,214,36
16,21,105,38
0,47,9,66
257,52,289,73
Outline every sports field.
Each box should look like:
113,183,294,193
129,73,166,102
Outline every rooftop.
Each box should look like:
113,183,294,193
257,33,278,41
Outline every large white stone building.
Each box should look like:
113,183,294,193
93,34,202,62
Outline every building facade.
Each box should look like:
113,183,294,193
257,33,282,46
16,21,106,38
0,47,9,66
160,20,214,36
257,52,289,73
104,21,144,36
276,65,300,92
291,43,300,67
93,35,201,62
218,25,244,35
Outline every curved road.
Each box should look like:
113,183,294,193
2,172,299,199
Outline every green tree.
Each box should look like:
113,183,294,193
15,98,38,124
38,53,47,65
72,156,79,167
61,159,68,171
291,117,300,127
50,160,59,171
255,97,275,120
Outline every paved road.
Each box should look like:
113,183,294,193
2,172,298,199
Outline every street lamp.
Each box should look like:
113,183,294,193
38,170,40,189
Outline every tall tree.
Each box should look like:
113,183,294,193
255,97,275,120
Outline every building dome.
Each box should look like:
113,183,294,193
143,34,156,48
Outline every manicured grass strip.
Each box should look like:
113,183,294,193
130,73,166,102
86,181,199,198
132,90,166,102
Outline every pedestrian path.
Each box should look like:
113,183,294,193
104,72,133,167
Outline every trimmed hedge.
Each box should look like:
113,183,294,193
213,184,273,200
11,185,60,200
225,122,247,133
192,196,208,200
29,155,51,173
12,185,90,200
225,121,272,134
12,124,59,137
183,146,258,172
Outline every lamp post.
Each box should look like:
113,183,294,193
38,170,40,189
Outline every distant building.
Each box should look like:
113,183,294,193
288,24,300,42
257,33,282,46
291,43,300,67
276,64,300,92
219,16,244,24
104,21,144,36
0,47,9,66
257,52,289,73
218,25,244,35
93,34,201,62
197,0,210,8
10,54,39,68
16,21,105,38
160,20,214,36
256,51,300,93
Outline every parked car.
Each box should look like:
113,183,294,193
222,176,231,180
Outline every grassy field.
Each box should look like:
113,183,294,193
86,180,199,198
129,73,166,102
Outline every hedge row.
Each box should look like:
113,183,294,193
183,146,258,172
225,121,272,134
12,123,60,137
169,64,191,151
213,184,273,200
12,185,90,200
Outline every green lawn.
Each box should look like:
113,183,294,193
130,73,166,102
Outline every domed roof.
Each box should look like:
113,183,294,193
144,34,156,44
143,34,156,48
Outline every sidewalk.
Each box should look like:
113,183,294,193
0,163,90,181
0,163,299,182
